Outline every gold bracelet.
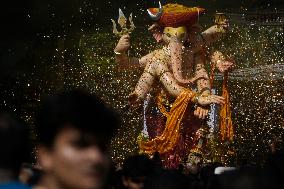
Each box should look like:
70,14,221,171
200,93,209,98
192,93,200,104
199,88,211,95
114,50,124,55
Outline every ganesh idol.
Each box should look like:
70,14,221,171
114,3,234,168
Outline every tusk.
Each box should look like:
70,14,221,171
147,1,163,21
197,8,200,21
159,1,162,10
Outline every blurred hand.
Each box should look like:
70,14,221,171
114,34,130,53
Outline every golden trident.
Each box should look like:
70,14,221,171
111,9,135,36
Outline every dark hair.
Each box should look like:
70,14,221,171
144,169,189,189
0,113,30,172
122,155,154,178
36,89,119,148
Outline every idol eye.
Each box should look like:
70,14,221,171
165,33,171,38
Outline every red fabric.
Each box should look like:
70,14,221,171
148,7,205,28
145,101,203,169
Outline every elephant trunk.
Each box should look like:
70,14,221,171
169,41,186,84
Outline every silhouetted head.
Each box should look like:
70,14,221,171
122,155,155,189
0,112,30,177
144,169,189,189
36,89,119,189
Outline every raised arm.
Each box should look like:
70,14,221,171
114,34,156,70
195,53,211,96
201,23,228,47
193,53,213,119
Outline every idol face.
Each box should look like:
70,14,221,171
162,26,188,44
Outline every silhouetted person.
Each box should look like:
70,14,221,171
121,155,154,189
151,152,162,170
207,166,281,189
144,169,189,189
35,89,119,189
0,113,31,188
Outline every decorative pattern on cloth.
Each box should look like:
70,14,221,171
148,4,205,28
220,72,234,141
209,57,216,93
156,92,170,118
139,89,196,154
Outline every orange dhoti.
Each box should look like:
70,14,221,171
139,89,205,168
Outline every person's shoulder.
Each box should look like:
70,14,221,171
0,182,32,189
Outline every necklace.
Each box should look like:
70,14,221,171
162,46,170,56
162,45,187,56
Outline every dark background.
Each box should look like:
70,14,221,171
0,0,283,123
1,0,284,82
1,0,284,80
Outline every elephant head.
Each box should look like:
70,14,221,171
147,3,205,83
148,25,192,83
148,23,192,83
163,26,189,84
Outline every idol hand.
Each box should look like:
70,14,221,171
197,94,225,106
114,34,130,53
216,59,235,73
194,106,209,119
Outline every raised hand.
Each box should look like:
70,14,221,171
216,59,235,73
211,51,235,73
114,34,130,53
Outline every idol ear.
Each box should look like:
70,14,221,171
153,32,163,43
148,23,163,43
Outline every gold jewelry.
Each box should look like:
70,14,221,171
193,93,200,104
200,93,209,98
162,46,170,56
158,70,171,80
114,50,123,55
199,87,211,94
144,70,155,77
